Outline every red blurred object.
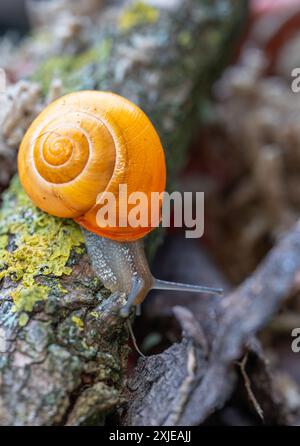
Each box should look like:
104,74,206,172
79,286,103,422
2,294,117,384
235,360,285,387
237,0,300,75
251,0,300,16
264,10,300,74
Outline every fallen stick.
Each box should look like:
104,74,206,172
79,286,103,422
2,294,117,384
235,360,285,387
124,221,300,425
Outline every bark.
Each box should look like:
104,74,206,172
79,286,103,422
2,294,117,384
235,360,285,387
0,0,246,426
123,221,300,426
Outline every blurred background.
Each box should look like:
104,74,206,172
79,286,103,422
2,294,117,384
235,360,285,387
0,0,29,35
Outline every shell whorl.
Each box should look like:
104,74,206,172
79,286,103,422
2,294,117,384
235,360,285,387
18,91,166,241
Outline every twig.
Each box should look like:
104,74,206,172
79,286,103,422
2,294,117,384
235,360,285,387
124,220,300,426
127,320,146,359
164,344,197,426
237,353,264,421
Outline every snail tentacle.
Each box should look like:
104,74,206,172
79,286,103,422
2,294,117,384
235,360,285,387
152,279,223,295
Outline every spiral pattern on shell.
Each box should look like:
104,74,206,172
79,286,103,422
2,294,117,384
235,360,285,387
18,91,166,241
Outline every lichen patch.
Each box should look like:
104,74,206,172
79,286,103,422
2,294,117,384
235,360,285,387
0,176,84,314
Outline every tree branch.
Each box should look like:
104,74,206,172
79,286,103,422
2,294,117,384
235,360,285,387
124,221,300,425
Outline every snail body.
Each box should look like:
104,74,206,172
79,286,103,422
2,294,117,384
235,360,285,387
84,229,222,316
83,229,153,315
18,91,222,315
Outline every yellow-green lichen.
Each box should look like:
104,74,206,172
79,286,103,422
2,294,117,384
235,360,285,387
0,235,8,249
18,312,29,327
71,315,84,330
119,1,159,31
75,246,85,255
0,176,84,313
33,39,112,94
12,286,48,313
56,282,69,295
177,31,192,48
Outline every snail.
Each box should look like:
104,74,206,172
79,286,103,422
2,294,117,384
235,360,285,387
18,91,222,317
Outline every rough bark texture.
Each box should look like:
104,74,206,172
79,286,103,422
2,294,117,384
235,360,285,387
0,0,246,425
